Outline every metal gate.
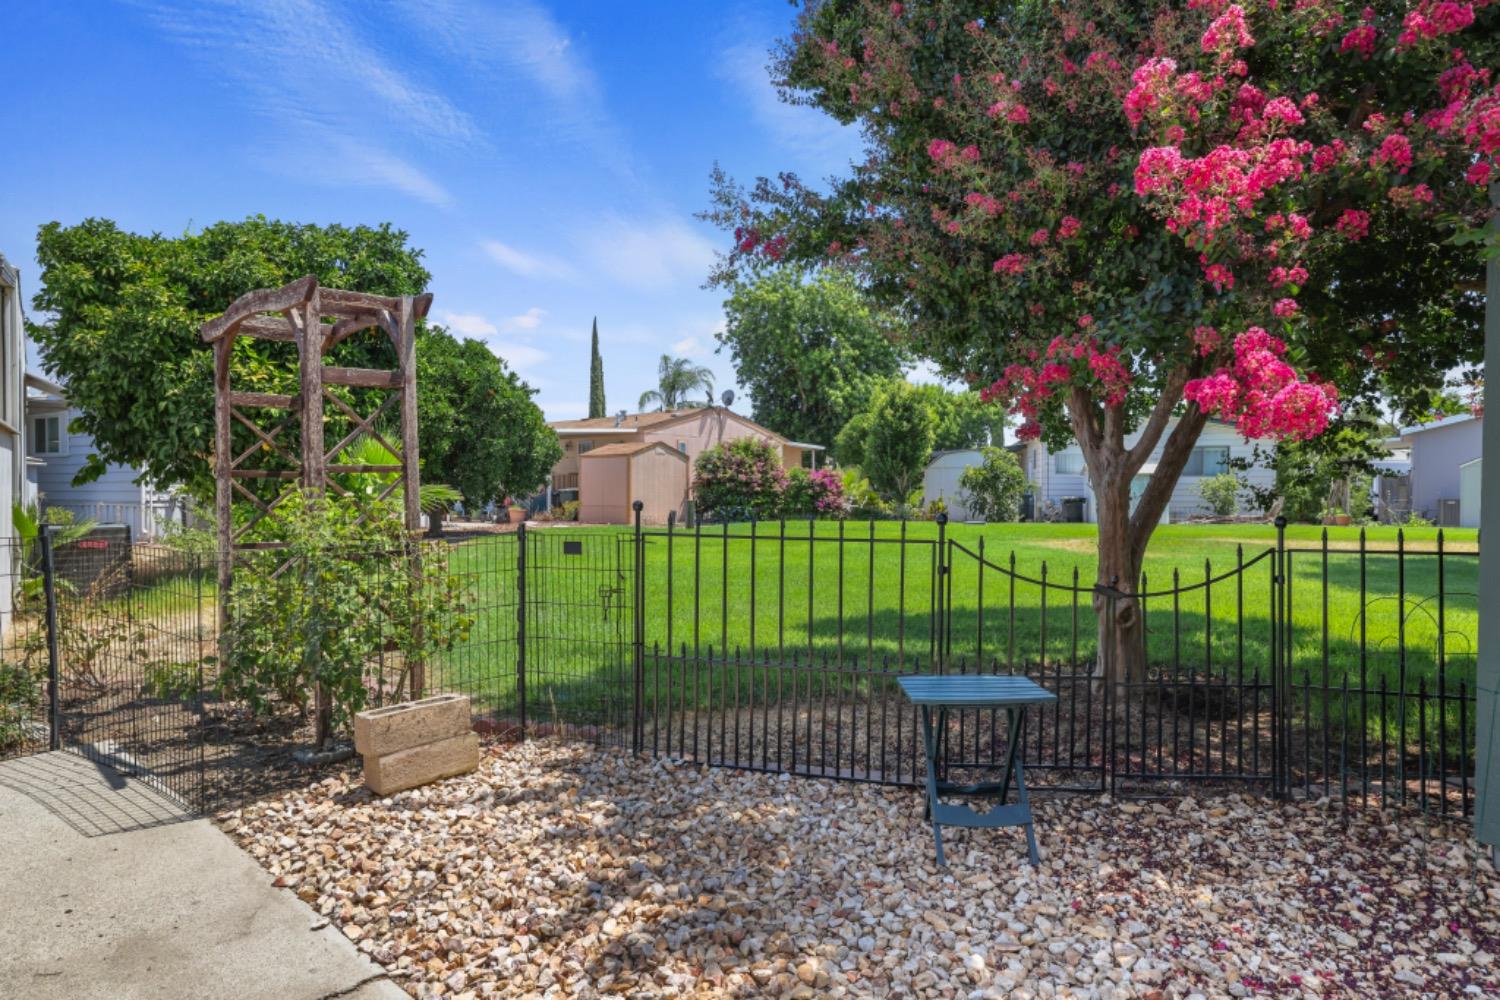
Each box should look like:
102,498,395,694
517,522,638,746
22,529,212,812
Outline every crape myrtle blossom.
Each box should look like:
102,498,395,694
1185,328,1339,440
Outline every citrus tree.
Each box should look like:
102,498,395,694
706,0,1498,679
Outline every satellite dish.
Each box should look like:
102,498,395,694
721,389,735,408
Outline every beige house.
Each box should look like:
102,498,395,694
548,407,822,524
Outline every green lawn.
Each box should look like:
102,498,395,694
433,520,1478,725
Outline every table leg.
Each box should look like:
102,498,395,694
919,705,945,865
1002,707,1039,865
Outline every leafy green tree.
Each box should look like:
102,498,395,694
30,217,557,524
30,217,431,499
957,447,1028,522
864,382,935,500
912,384,1004,452
588,318,606,419
720,271,905,452
639,354,715,411
834,408,874,470
836,381,997,469
417,330,561,529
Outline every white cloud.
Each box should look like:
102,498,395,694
671,336,703,355
389,0,633,173
480,239,575,281
338,144,453,208
135,0,474,203
488,340,549,374
438,311,498,337
582,216,717,292
503,307,547,332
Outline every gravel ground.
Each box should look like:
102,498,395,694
223,739,1500,1000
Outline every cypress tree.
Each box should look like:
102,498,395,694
588,317,606,418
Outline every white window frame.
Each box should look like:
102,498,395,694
1054,451,1085,476
32,414,65,456
1183,446,1230,477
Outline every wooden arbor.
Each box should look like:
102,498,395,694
199,276,432,692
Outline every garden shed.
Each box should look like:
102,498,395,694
922,449,983,521
578,441,687,524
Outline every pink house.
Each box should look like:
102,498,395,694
547,408,823,524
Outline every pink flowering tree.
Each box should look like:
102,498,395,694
705,0,1498,681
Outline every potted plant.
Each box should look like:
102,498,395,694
1321,505,1352,526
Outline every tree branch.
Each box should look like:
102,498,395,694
1128,403,1210,564
1124,363,1194,476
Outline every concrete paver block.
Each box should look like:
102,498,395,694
353,693,471,757
363,732,480,796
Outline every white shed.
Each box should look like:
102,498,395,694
923,449,984,521
1460,457,1482,529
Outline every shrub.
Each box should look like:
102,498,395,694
1197,473,1240,518
865,382,935,499
782,467,848,517
221,490,475,739
544,499,580,522
840,469,892,518
693,437,788,521
0,659,45,754
958,448,1028,522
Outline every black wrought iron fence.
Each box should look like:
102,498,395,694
5,511,1479,823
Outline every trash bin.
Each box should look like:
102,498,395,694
1061,496,1086,523
1021,492,1035,522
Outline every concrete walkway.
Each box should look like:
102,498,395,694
0,752,407,1000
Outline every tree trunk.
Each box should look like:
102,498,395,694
1069,369,1211,688
1092,475,1149,684
427,507,444,538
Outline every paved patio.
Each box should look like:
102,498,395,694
0,751,407,1000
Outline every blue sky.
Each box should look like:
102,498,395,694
0,0,867,421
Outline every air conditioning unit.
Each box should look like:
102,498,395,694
1438,498,1461,527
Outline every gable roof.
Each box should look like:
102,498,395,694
579,440,688,459
551,407,796,444
552,410,687,433
1397,412,1479,437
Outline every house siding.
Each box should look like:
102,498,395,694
29,404,182,537
1020,421,1274,521
1407,418,1483,519
0,258,26,627
552,408,797,522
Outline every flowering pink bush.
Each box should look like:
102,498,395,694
783,466,849,517
692,438,789,521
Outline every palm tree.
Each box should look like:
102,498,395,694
638,354,715,411
333,437,462,514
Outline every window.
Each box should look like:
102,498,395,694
678,440,687,453
1183,446,1230,476
577,439,596,455
32,415,63,455
1054,452,1085,475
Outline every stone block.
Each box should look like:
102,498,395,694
363,732,480,796
353,694,471,757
